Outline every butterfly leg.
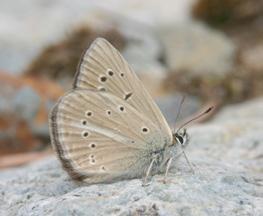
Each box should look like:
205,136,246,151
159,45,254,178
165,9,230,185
182,151,195,174
142,158,156,187
163,157,173,184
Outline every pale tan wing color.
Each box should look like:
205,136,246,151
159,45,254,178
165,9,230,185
73,38,172,144
50,89,168,184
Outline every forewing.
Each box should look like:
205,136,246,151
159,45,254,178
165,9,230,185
73,38,172,143
49,89,166,183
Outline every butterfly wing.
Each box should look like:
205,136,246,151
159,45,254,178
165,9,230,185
50,89,168,183
73,38,172,143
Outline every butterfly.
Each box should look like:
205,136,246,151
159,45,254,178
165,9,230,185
49,38,212,185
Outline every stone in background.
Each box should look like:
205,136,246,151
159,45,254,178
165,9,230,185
0,0,194,74
158,21,236,76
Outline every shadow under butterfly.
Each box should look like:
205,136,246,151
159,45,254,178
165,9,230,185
49,38,213,186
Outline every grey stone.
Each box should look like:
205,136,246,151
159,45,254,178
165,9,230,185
12,86,41,122
120,22,166,81
1,97,263,215
158,21,236,76
112,19,167,92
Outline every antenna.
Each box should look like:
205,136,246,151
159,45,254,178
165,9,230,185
176,106,214,133
174,95,186,124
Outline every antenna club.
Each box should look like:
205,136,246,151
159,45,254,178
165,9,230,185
176,105,215,133
205,106,214,114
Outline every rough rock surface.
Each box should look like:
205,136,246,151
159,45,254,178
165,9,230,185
1,98,263,216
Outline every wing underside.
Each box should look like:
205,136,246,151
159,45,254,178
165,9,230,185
73,38,172,143
50,89,164,183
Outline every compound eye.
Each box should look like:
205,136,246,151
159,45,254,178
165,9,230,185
176,134,184,145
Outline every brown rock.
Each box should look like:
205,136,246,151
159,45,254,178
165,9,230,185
0,71,64,156
192,0,263,27
24,27,125,90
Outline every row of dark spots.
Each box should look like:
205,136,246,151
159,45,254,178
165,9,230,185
107,106,125,114
82,109,120,119
82,111,92,125
88,147,105,170
83,110,147,134
81,131,96,148
99,69,124,83
79,117,102,168
99,69,132,101
90,154,95,164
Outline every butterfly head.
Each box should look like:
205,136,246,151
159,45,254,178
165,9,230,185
173,128,189,149
171,106,214,149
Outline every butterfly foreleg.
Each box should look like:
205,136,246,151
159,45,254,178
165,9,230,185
142,158,156,187
163,157,173,184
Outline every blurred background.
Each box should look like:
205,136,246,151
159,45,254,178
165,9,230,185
0,0,262,168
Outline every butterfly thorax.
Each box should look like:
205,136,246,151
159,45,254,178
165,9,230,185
146,144,178,175
149,129,189,173
145,137,177,173
151,148,166,165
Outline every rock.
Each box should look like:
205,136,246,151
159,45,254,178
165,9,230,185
0,97,263,215
158,21,236,76
12,86,41,123
0,0,194,74
96,0,194,26
0,0,195,97
213,97,263,121
23,22,165,96
192,0,263,27
116,21,167,96
159,21,263,104
156,93,202,127
24,27,126,90
0,71,64,156
241,44,263,71
188,1,263,103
